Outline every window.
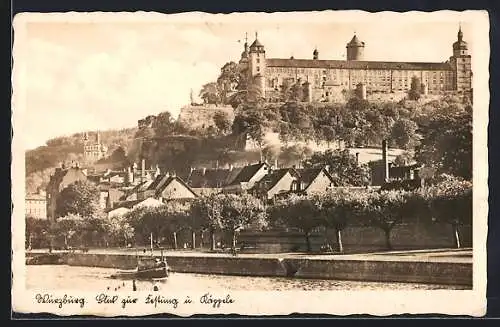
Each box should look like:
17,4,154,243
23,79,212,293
256,67,260,72
257,58,260,63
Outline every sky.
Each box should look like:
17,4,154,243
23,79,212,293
13,12,474,150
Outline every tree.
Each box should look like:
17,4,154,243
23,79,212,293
318,191,360,253
26,217,50,249
51,214,86,249
359,191,412,250
108,214,135,247
125,202,189,249
408,76,422,101
217,62,240,104
290,82,304,102
56,180,102,218
232,108,268,159
213,111,232,135
153,111,176,138
390,118,419,149
303,149,370,186
415,110,472,180
189,194,224,251
268,195,322,252
199,82,221,105
280,79,294,102
422,175,472,248
219,193,266,251
109,146,128,163
320,125,337,147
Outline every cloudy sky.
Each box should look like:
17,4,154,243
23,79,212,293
13,12,474,150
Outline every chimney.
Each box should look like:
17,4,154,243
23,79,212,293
202,167,207,176
382,140,390,182
355,152,360,166
141,159,146,180
229,164,233,171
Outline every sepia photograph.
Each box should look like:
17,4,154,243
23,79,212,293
11,10,489,317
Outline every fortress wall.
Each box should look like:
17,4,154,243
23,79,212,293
177,105,235,131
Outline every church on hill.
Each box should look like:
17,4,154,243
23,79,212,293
236,26,472,103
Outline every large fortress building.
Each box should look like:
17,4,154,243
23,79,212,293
237,27,472,102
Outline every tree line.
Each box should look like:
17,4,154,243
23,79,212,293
27,175,471,253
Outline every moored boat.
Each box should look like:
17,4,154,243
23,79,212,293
110,233,170,280
110,257,169,280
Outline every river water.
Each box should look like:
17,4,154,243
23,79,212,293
26,265,467,291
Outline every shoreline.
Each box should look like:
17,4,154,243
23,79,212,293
26,248,472,287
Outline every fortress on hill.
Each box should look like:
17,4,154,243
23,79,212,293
236,26,472,102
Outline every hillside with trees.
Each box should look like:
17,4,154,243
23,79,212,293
25,128,137,194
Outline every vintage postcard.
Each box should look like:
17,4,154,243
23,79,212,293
12,10,489,317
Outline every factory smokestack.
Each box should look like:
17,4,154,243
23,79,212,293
382,140,389,182
141,159,146,181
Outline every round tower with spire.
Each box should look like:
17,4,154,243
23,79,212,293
346,33,365,61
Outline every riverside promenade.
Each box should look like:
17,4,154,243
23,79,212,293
27,247,472,287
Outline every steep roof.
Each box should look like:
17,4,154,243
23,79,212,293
188,169,232,188
295,167,337,188
250,38,264,48
347,34,364,47
256,168,299,191
147,174,167,191
229,163,268,185
47,167,87,191
266,58,452,71
153,175,198,198
224,167,243,185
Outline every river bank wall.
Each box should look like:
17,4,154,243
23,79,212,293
29,252,472,287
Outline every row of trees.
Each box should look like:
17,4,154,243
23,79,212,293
270,174,471,252
30,174,470,252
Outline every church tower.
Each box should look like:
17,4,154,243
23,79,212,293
450,25,472,93
248,32,266,99
238,33,250,67
346,33,365,61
